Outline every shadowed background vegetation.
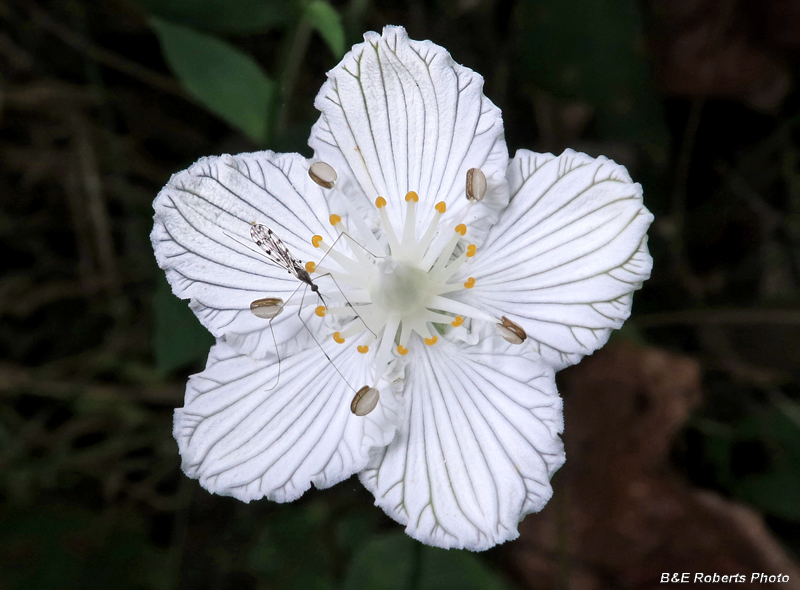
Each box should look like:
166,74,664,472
1,0,800,588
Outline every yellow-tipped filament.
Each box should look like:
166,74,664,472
304,187,498,384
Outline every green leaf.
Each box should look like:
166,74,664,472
514,0,667,152
305,0,346,58
344,533,512,590
419,546,509,590
343,533,415,590
736,467,800,521
150,17,275,142
153,274,214,373
134,0,292,34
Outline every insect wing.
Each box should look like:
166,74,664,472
250,224,304,275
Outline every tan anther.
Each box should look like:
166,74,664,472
250,297,284,319
350,385,380,416
496,316,526,344
309,162,337,189
466,168,487,202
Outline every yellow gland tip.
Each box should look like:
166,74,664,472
464,277,475,289
405,191,419,202
305,261,316,273
311,235,323,248
333,332,345,344
397,345,409,355
435,201,446,214
375,197,387,208
466,244,477,257
424,335,438,346
315,306,326,317
455,223,467,236
357,345,369,354
329,214,342,226
451,316,464,327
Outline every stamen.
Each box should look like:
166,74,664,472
402,192,418,247
305,261,316,273
357,332,377,354
466,168,487,202
416,201,446,259
250,297,284,319
428,295,496,322
463,277,475,289
333,332,345,343
397,345,409,355
309,162,337,189
466,244,476,257
315,305,326,317
374,315,401,375
351,385,380,416
324,305,362,318
339,321,368,340
425,224,465,273
312,237,365,276
312,235,323,248
330,214,342,226
424,335,438,346
435,251,467,281
497,316,527,344
375,197,401,255
328,188,382,254
451,316,464,327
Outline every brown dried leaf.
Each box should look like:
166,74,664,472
507,343,800,590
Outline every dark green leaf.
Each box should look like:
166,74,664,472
419,546,509,590
736,467,800,521
343,533,415,590
514,0,667,151
150,17,275,142
134,0,292,34
305,1,346,58
153,274,214,373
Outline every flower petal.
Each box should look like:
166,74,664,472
455,149,653,370
309,25,509,248
175,339,403,502
360,336,564,551
152,151,345,358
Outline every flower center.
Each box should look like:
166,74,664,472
302,162,520,381
369,258,429,317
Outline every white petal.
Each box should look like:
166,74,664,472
152,151,345,358
360,336,564,551
455,149,653,370
175,339,403,503
309,26,509,248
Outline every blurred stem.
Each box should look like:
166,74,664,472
274,17,313,142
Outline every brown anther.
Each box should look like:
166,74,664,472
350,385,380,416
309,161,337,189
466,167,487,202
496,316,526,344
250,297,284,320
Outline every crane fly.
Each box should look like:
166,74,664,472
249,223,323,302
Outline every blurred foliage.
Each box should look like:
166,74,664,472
134,0,293,34
151,17,276,143
2,0,800,587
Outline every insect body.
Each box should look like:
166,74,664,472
245,222,380,417
249,224,320,298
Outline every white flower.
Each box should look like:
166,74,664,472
151,26,653,551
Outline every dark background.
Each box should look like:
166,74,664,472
1,0,799,588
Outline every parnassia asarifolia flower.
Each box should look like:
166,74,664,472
151,26,653,551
